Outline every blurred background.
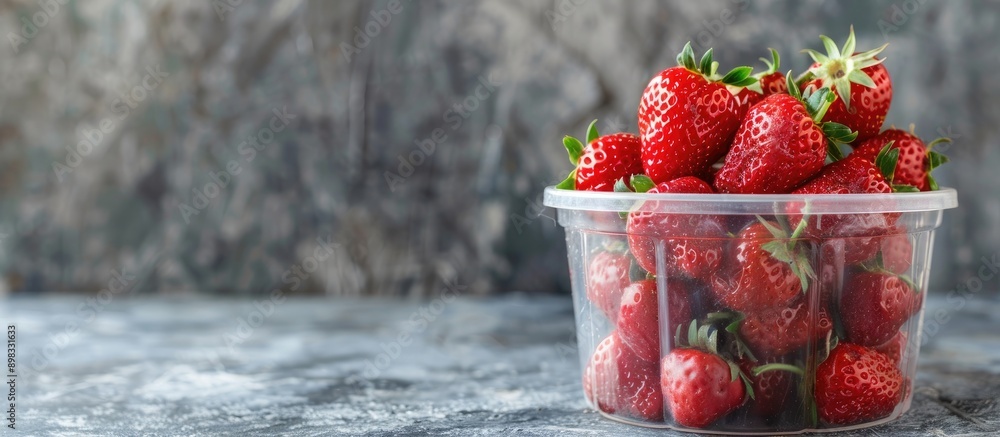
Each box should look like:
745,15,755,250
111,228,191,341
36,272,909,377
0,0,997,297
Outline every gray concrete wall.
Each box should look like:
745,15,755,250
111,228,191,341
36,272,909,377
0,0,996,296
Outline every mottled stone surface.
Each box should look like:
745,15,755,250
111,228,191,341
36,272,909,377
0,294,997,435
0,0,999,296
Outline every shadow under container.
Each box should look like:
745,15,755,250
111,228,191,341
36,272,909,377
544,187,958,434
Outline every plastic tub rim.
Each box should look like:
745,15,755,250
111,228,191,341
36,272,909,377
543,186,958,215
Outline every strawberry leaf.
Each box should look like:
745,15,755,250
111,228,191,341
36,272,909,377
928,150,950,170
585,119,599,144
753,362,805,377
847,69,876,88
827,141,846,162
677,42,698,71
613,177,631,193
759,48,780,74
786,71,802,100
630,175,656,193
875,141,899,183
762,241,794,264
563,136,584,165
821,122,858,144
892,184,920,193
720,66,756,87
556,171,576,190
700,48,714,76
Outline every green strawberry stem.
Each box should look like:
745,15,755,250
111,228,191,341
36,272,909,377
752,362,805,377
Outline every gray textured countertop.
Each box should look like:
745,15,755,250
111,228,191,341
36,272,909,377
1,294,998,436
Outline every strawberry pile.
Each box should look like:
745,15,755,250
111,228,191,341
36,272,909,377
566,28,948,430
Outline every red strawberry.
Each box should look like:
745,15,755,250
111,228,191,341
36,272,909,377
740,359,796,420
583,333,619,414
583,332,663,421
715,78,855,194
617,279,693,362
840,270,921,347
625,176,725,280
851,128,951,191
738,298,833,360
788,145,905,265
586,246,632,323
815,343,903,425
661,321,750,428
736,49,789,113
877,231,913,275
802,26,892,143
709,219,813,313
638,43,756,184
875,331,908,367
556,120,642,191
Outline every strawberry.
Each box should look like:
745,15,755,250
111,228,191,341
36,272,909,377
815,343,903,425
839,270,921,347
877,231,913,275
583,333,619,414
556,120,642,191
736,48,789,113
661,321,751,428
583,332,663,421
875,331,908,367
801,26,892,143
586,244,632,323
789,144,908,265
738,298,833,360
617,279,693,362
709,218,814,313
851,128,951,191
625,176,725,280
638,43,756,184
714,76,856,194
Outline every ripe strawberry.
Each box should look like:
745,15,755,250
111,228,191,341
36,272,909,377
709,219,814,313
815,343,903,425
625,176,725,280
789,144,908,265
586,245,632,323
840,270,921,347
851,128,951,191
875,331,908,367
715,76,856,194
556,120,642,191
638,43,757,184
738,298,833,360
661,321,751,428
583,333,619,414
740,359,796,420
736,48,789,113
617,279,693,362
583,332,663,421
801,26,892,143
877,231,913,275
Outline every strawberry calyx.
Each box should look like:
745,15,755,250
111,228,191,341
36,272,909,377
743,48,781,95
858,257,919,292
925,137,952,191
757,212,816,295
802,25,889,110
614,174,656,219
706,311,758,362
786,72,857,162
676,42,757,89
556,119,602,190
874,141,920,192
675,318,756,400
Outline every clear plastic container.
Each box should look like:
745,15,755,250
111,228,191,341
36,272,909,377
544,187,958,434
